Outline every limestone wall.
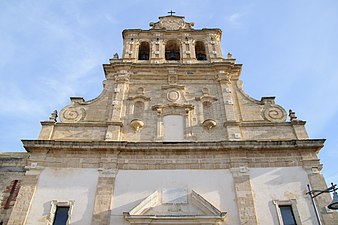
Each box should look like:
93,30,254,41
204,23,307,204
0,153,28,225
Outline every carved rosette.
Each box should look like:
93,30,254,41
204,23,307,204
60,107,86,123
167,90,180,102
262,105,286,122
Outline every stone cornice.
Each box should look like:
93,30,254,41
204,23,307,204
49,121,123,127
122,28,222,38
224,121,305,127
103,61,242,71
22,139,325,153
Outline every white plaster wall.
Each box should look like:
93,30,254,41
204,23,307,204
250,167,316,225
25,168,99,225
111,170,238,225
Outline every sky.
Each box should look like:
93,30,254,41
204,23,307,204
0,0,337,184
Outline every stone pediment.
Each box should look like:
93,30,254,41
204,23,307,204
150,16,194,30
124,189,226,225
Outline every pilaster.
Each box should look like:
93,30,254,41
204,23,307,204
218,72,241,140
231,168,258,225
91,169,117,225
306,166,338,225
7,168,42,225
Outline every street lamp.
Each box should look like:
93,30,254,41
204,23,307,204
306,182,338,225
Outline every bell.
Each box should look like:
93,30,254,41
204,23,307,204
139,52,149,60
328,191,338,210
197,53,207,60
168,51,176,60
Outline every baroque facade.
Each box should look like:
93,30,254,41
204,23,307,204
1,15,337,225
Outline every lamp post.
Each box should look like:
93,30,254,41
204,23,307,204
306,182,338,225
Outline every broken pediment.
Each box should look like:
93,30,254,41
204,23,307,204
124,188,226,225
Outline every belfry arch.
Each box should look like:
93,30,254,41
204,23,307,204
165,40,180,60
138,41,150,60
195,41,207,60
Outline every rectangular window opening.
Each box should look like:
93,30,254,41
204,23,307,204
279,205,297,225
273,200,300,225
53,206,70,225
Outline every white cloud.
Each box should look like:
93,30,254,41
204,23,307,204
104,14,119,24
228,12,244,26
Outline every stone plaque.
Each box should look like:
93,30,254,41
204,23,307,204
162,188,188,204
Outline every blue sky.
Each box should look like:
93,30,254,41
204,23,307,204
0,0,337,184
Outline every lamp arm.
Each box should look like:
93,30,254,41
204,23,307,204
306,184,338,198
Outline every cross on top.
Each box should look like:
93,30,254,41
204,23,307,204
168,10,175,16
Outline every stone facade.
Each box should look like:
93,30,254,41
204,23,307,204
0,153,28,225
1,15,337,225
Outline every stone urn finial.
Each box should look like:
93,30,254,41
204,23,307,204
49,110,58,122
288,109,297,121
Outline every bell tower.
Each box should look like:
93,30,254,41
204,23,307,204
121,15,223,64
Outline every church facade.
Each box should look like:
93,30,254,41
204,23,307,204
1,15,337,225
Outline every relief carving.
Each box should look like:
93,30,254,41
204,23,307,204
150,16,194,30
167,90,180,102
60,107,86,123
263,106,286,122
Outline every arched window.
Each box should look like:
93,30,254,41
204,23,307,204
195,41,207,60
203,101,213,119
138,42,150,60
165,40,180,60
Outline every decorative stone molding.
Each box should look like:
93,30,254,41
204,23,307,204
48,200,74,225
195,94,218,102
60,107,86,123
124,189,226,225
273,199,302,225
261,97,287,122
97,168,118,177
24,162,44,171
130,119,144,132
22,139,326,152
161,84,185,90
167,90,180,102
58,97,88,123
216,72,231,83
168,74,178,85
150,16,194,30
152,103,194,116
202,119,216,129
262,105,286,122
127,95,151,101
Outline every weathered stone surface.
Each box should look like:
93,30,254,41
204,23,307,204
3,15,336,225
0,153,28,225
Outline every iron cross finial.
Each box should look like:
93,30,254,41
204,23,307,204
168,10,175,16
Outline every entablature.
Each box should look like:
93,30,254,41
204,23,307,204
22,139,325,153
